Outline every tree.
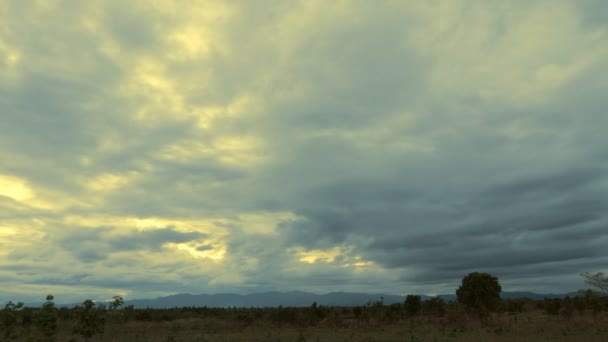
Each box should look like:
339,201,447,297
1,301,24,339
73,299,105,341
37,295,58,341
110,295,124,310
404,295,422,317
456,272,502,314
581,272,608,296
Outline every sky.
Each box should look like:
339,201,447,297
1,0,607,304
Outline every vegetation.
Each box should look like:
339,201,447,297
36,294,57,341
456,272,502,315
1,300,23,339
72,299,105,341
403,295,422,317
1,273,607,341
581,272,608,296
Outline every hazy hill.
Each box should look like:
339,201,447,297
118,290,580,309
24,290,581,308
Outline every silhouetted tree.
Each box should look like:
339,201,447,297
73,299,105,341
581,272,608,296
37,295,58,341
2,301,24,339
404,295,422,317
110,296,124,310
456,272,502,315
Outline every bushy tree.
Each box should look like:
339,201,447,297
73,299,105,341
37,295,58,341
107,295,125,323
110,295,124,310
456,272,502,314
404,295,422,317
1,301,24,339
581,272,608,296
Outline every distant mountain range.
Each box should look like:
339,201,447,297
111,290,581,309
26,290,580,308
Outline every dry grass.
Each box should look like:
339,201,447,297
10,309,608,342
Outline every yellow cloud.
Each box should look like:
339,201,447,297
409,1,607,106
85,172,139,192
0,36,21,66
167,26,212,60
295,245,375,270
0,174,34,202
163,1,234,56
296,246,344,264
213,135,267,167
63,215,226,237
154,134,266,167
0,219,46,256
195,95,254,130
0,175,60,209
0,227,17,237
347,255,375,270
171,241,226,261
238,211,297,235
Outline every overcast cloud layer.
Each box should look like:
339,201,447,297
1,0,607,303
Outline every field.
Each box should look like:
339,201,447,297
3,297,608,341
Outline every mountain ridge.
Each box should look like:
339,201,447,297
117,290,581,308
26,290,581,308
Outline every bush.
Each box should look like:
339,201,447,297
501,299,526,314
1,301,24,339
422,297,446,317
37,295,58,341
456,272,502,315
72,299,105,340
542,298,561,316
404,295,422,317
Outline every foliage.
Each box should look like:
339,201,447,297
422,297,446,316
403,295,422,317
3,273,608,340
1,300,24,339
36,294,58,341
72,299,105,340
541,298,561,315
110,296,124,310
501,298,526,314
579,289,608,314
308,301,325,324
1,289,608,341
581,272,608,296
456,272,502,314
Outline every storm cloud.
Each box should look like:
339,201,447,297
1,0,607,303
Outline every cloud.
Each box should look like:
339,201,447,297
58,226,208,262
1,0,607,302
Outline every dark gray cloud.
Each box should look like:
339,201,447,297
58,227,207,262
1,0,608,302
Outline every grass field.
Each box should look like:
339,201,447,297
5,304,608,341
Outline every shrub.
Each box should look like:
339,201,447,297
422,297,446,317
542,298,561,315
404,295,422,317
501,299,525,314
456,272,502,315
72,299,105,341
37,295,58,341
1,301,24,339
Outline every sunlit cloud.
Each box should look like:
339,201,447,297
1,0,607,303
0,174,34,202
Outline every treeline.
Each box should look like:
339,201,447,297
2,293,608,341
2,272,607,341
